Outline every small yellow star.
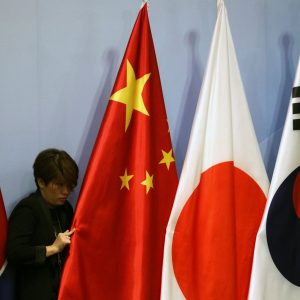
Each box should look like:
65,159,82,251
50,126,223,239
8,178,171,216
119,169,134,190
141,171,154,194
159,149,175,170
110,59,151,131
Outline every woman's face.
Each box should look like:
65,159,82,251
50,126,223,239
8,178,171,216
38,179,73,207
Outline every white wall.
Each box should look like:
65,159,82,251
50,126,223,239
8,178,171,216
0,0,299,214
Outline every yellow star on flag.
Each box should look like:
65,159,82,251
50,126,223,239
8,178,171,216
119,168,134,190
159,149,175,170
141,171,154,194
110,59,151,131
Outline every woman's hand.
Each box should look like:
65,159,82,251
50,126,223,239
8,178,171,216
46,228,75,257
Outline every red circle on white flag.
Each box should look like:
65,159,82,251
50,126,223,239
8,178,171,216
172,162,266,300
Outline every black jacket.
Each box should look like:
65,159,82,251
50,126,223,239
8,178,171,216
7,191,73,300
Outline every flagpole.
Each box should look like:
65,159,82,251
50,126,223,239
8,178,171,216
140,0,149,9
217,0,224,10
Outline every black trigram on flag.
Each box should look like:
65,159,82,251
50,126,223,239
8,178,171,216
292,86,300,130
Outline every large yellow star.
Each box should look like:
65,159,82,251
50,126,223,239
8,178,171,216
141,171,154,194
119,169,134,190
159,149,175,170
110,60,151,131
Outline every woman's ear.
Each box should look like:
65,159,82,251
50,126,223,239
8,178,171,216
37,178,46,189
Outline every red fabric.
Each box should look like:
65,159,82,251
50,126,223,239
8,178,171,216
293,171,300,218
172,162,266,300
58,5,178,300
0,190,7,274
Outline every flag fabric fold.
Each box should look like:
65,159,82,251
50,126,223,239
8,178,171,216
161,1,269,299
0,189,7,276
248,58,300,300
58,3,178,300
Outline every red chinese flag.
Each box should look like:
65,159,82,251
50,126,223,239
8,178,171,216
58,4,178,300
0,189,7,276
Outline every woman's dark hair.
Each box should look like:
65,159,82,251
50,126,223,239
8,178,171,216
33,148,79,189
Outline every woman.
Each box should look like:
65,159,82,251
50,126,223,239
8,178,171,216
7,148,79,300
